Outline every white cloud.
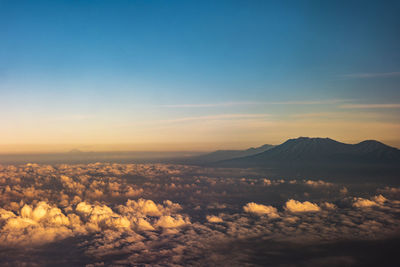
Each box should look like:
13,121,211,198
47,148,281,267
243,202,279,218
155,215,190,228
321,202,337,210
159,101,260,108
352,198,377,208
340,187,348,194
284,199,321,212
1,162,399,266
377,187,400,198
372,195,387,204
304,180,333,188
134,218,155,231
0,201,74,245
120,199,162,216
263,179,272,186
162,113,271,123
353,195,387,208
160,99,349,108
340,103,400,109
206,215,223,223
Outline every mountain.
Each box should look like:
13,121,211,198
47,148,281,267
217,137,400,167
68,149,84,154
183,144,274,164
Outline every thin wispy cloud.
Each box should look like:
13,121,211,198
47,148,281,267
290,112,341,119
162,113,271,123
290,111,387,121
340,104,400,109
341,72,400,79
269,99,350,105
159,102,259,108
160,99,350,108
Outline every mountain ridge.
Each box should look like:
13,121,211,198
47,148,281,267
215,137,400,167
184,143,274,164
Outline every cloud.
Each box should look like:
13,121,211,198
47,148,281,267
207,203,228,210
243,202,279,218
304,180,333,188
284,199,321,212
340,187,349,194
263,179,272,186
352,195,387,208
268,99,349,105
1,163,399,266
155,215,190,228
120,199,162,216
0,197,188,246
352,196,380,208
162,113,271,123
160,99,349,108
372,195,387,204
75,202,131,231
206,215,223,223
321,202,337,210
0,201,74,246
340,103,400,109
377,187,400,198
159,101,260,108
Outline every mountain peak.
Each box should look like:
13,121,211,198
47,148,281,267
357,140,386,146
289,136,336,142
354,140,397,153
219,137,400,166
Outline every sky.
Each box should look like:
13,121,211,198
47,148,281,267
0,0,400,152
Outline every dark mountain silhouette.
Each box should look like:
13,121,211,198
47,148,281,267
68,149,84,154
206,137,400,182
218,137,400,167
184,144,274,164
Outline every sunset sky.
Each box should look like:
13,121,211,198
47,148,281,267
1,0,400,152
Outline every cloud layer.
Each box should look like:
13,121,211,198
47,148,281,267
0,163,399,266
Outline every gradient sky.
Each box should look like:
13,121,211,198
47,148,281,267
1,0,400,152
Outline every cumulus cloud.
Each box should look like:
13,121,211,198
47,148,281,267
121,199,162,216
284,199,321,212
155,215,190,228
353,195,387,208
0,201,74,246
340,187,348,194
0,196,187,246
243,202,279,218
372,195,387,204
76,202,131,231
206,215,223,223
304,180,333,188
378,187,400,198
321,202,337,210
263,179,272,186
0,163,399,266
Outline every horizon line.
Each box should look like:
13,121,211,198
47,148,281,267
1,136,399,154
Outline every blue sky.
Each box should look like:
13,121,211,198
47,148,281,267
1,0,400,151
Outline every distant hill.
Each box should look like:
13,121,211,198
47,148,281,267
218,137,400,167
182,144,274,164
68,149,84,154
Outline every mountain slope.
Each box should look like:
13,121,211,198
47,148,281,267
184,144,274,164
218,137,400,167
